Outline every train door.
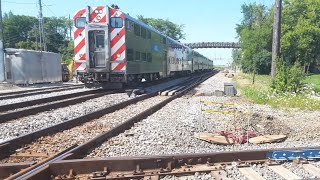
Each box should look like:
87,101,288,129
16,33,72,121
162,50,168,77
88,30,108,68
191,58,194,73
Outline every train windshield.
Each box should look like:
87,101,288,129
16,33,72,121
75,17,86,28
110,17,123,28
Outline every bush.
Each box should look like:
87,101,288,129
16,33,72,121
272,61,305,93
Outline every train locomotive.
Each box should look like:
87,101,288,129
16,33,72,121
73,5,213,88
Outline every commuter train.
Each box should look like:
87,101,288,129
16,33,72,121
73,5,213,88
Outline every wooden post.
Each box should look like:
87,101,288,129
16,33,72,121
0,0,5,81
271,0,282,80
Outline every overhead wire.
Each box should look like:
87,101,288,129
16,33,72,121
43,3,56,17
2,0,36,5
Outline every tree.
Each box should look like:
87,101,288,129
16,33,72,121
137,15,186,40
232,49,242,67
281,0,320,72
235,3,273,83
3,11,37,48
2,12,73,63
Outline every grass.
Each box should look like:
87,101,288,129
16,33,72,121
235,73,320,111
305,74,320,93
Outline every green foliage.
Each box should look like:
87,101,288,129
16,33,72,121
137,15,185,40
3,11,73,61
235,0,320,76
61,41,74,64
3,12,37,48
305,74,320,93
241,87,269,104
235,3,273,75
281,0,320,68
272,61,306,93
236,73,320,110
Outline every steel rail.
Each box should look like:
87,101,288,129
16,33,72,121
0,71,214,179
11,72,214,180
0,89,104,112
0,85,84,101
0,84,83,97
0,90,122,124
23,146,320,180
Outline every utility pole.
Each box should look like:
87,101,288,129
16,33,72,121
69,14,72,40
271,0,282,80
0,0,5,81
38,0,46,51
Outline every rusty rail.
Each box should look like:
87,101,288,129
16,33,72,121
0,90,122,124
15,146,320,179
0,71,215,179
0,85,84,101
0,89,103,112
10,72,214,179
0,84,83,97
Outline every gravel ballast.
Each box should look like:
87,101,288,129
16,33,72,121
0,77,191,144
0,93,129,143
86,72,320,179
0,96,168,164
0,88,89,106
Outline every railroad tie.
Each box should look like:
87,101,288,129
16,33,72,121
269,165,301,180
143,175,159,180
302,164,320,177
210,170,231,180
239,167,265,180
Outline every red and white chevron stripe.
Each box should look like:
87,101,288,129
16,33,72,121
109,8,126,71
74,7,126,73
74,8,86,72
89,6,107,23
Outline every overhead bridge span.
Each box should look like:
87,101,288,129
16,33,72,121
184,42,240,49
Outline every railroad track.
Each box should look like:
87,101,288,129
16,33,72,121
22,147,320,180
0,84,84,101
0,89,120,124
0,72,215,179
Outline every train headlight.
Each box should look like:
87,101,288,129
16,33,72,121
117,54,121,58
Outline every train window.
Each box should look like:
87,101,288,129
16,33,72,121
135,51,141,61
147,31,151,39
141,53,147,61
125,20,134,32
147,53,152,62
110,17,123,28
134,24,141,36
95,35,105,48
127,49,134,61
75,17,86,28
141,28,146,39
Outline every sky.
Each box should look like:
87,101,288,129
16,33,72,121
2,0,274,65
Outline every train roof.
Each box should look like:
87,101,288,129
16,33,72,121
124,14,189,48
74,6,212,62
124,10,212,62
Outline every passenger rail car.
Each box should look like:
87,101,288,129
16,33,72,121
73,5,213,87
